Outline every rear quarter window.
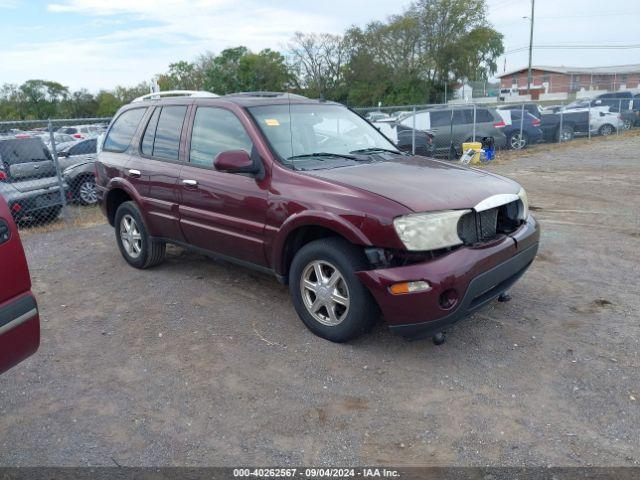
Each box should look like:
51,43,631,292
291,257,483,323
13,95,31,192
103,108,146,152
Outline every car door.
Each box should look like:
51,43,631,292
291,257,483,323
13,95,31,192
0,195,39,375
178,106,268,266
128,105,187,242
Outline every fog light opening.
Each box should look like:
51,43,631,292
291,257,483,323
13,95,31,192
389,280,431,295
439,289,459,309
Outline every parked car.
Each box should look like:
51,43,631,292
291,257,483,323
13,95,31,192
0,137,66,222
497,110,543,150
365,111,391,122
397,106,507,158
564,99,637,129
498,103,543,119
58,138,98,205
538,109,590,142
372,119,436,157
561,104,625,135
96,91,539,344
0,195,40,375
56,125,100,139
63,165,98,205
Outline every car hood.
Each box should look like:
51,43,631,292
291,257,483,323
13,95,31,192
304,156,520,212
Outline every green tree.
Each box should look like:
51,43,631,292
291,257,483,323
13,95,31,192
203,46,249,94
96,91,122,116
19,79,69,118
288,32,348,99
238,49,292,92
157,61,203,91
62,88,98,118
113,82,150,104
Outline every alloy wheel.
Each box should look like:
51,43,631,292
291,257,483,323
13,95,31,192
510,133,526,150
120,214,142,258
600,124,614,136
300,260,350,326
79,179,98,204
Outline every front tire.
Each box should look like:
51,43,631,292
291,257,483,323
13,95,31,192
114,201,165,269
599,124,614,136
76,176,98,205
289,237,377,342
508,132,528,150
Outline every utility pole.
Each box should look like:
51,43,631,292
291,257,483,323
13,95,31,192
526,0,536,92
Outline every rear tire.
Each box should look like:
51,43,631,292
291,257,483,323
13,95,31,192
557,125,574,142
114,201,165,269
289,237,377,342
508,132,528,150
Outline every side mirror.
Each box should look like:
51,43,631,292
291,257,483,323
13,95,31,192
214,150,259,174
599,112,606,117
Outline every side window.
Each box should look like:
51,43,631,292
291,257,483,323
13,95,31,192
454,110,470,125
189,107,253,167
152,106,187,160
103,108,146,152
430,110,451,128
476,109,493,123
141,107,160,156
68,139,96,156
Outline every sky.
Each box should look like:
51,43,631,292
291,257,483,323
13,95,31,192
0,0,638,91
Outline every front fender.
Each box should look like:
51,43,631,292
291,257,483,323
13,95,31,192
270,211,372,276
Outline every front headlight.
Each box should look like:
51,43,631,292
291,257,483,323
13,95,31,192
517,187,529,220
393,210,471,251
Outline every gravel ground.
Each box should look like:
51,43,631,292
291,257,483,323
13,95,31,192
1,133,639,467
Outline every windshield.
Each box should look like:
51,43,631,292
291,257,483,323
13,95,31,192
248,103,399,169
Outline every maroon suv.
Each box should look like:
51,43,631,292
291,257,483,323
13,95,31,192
96,92,539,343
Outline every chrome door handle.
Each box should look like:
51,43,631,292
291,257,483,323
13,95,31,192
128,169,141,178
182,179,198,187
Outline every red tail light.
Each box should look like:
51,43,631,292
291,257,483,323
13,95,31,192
532,118,541,126
73,133,83,138
493,121,506,128
0,170,6,181
11,203,22,213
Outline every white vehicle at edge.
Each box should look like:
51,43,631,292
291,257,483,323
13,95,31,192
563,106,623,136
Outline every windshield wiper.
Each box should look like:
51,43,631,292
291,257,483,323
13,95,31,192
349,147,405,155
288,152,357,160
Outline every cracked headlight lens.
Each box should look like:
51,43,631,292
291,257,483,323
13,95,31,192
393,210,471,251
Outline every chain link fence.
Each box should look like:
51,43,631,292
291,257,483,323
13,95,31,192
353,96,638,159
0,117,111,229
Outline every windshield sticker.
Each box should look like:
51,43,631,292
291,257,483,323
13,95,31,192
264,118,280,126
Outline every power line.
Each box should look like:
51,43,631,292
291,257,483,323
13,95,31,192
504,44,640,54
537,11,640,19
